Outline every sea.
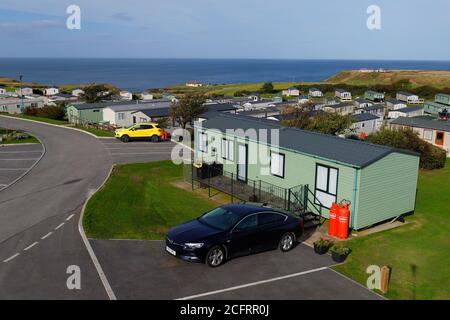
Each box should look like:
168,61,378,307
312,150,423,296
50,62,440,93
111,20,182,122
1,58,450,92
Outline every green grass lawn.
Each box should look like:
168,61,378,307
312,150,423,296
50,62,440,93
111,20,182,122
1,114,69,125
0,129,39,144
72,125,115,137
333,159,450,300
83,161,217,240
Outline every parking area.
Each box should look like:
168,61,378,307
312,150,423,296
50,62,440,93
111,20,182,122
91,239,383,300
0,143,43,191
99,138,179,164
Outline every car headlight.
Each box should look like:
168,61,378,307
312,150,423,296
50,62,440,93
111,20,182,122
184,243,204,249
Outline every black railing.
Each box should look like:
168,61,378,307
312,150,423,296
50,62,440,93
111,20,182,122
192,164,322,216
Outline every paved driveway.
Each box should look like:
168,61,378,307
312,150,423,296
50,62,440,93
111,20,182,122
91,240,383,300
99,139,176,164
0,144,44,191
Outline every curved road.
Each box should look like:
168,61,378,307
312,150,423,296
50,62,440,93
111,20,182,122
0,116,112,299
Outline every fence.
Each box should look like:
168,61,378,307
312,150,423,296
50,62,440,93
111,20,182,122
188,163,319,216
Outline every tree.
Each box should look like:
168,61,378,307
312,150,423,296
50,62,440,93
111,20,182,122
282,104,352,136
307,112,352,135
169,92,207,129
261,82,274,94
281,103,315,129
366,127,446,169
156,117,171,129
79,84,115,103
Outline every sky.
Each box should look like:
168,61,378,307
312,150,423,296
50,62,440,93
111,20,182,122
0,0,449,60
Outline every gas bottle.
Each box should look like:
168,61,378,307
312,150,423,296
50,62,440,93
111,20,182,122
328,202,339,237
337,201,350,239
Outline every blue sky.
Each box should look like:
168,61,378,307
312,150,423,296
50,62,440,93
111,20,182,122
0,0,449,60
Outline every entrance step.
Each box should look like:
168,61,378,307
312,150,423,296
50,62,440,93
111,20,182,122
304,219,321,229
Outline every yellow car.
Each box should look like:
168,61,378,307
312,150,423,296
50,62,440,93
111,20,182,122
115,123,167,143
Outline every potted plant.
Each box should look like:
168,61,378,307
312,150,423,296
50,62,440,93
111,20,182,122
313,238,333,255
330,244,351,263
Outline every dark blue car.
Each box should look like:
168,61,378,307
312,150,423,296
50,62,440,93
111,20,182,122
165,203,304,267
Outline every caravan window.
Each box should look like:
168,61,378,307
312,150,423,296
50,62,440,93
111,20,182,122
199,132,208,152
314,164,338,209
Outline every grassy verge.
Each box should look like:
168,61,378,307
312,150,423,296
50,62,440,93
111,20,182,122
2,114,69,125
72,125,115,137
0,129,39,145
333,159,450,300
83,161,217,240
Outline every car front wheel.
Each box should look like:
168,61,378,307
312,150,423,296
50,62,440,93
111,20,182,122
279,232,295,252
121,135,130,143
206,245,225,267
151,135,160,143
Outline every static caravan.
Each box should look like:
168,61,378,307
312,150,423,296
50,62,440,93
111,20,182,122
354,98,373,110
396,92,423,104
364,90,385,102
194,113,420,230
386,99,407,111
282,87,300,97
388,106,424,119
324,102,354,115
391,117,450,156
350,113,381,136
424,94,450,115
309,88,323,97
335,89,352,101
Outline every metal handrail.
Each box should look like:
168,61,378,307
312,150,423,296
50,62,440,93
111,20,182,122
305,186,324,220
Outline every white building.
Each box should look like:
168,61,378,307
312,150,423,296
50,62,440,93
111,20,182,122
120,91,133,101
298,95,310,104
140,92,154,101
15,87,33,96
0,96,46,114
396,92,423,104
388,106,424,119
102,100,171,127
242,100,274,111
282,87,300,97
386,99,407,110
43,87,59,96
335,89,352,101
350,113,381,136
72,88,85,97
308,88,323,97
186,81,203,87
354,98,373,109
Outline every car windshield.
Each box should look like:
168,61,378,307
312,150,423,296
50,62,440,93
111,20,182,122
198,207,241,231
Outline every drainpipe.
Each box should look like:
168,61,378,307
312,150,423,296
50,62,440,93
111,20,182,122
351,168,359,229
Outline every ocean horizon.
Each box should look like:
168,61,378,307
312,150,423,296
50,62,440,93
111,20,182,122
1,58,450,92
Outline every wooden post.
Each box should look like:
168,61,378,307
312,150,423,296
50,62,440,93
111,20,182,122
380,266,391,294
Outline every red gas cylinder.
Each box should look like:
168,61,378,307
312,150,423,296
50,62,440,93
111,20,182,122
337,202,350,239
328,202,339,237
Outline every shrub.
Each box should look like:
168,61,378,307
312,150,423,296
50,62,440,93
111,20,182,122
23,105,66,120
330,244,351,256
366,127,446,169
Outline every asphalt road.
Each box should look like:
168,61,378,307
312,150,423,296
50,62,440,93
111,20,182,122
0,144,44,191
91,240,383,300
0,117,113,299
99,139,176,164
